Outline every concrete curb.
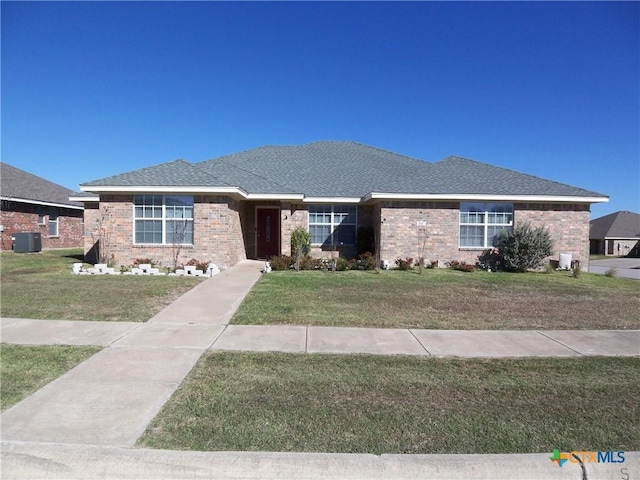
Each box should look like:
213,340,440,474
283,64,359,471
1,443,636,479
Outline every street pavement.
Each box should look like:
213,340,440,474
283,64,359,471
588,257,640,280
1,259,638,479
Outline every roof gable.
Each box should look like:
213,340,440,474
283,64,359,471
1,162,82,208
590,211,640,239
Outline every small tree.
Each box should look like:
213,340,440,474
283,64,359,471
291,226,311,272
171,218,190,272
91,206,112,265
494,222,554,272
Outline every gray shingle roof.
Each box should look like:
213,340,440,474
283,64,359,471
1,162,82,208
590,211,640,239
80,141,608,200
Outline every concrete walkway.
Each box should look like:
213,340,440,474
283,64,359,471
2,259,639,479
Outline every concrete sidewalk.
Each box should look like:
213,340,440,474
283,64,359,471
3,318,638,358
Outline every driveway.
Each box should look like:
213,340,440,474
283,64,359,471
588,257,640,280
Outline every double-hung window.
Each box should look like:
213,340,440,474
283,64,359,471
134,195,194,244
459,203,513,248
309,204,357,246
48,209,58,237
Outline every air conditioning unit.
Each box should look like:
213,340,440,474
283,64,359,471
13,232,42,253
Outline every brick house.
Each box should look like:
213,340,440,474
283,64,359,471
76,141,608,269
1,162,84,251
589,211,640,257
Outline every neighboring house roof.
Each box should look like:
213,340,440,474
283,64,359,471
80,141,609,203
590,211,640,239
1,162,83,209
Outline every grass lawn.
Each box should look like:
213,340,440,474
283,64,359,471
1,343,101,410
0,249,201,321
138,352,639,454
231,270,640,330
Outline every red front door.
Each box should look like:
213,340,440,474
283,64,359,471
256,208,280,258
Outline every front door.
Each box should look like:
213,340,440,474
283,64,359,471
256,208,280,258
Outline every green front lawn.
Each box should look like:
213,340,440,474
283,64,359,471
1,344,101,410
231,269,640,330
0,249,201,321
138,352,639,454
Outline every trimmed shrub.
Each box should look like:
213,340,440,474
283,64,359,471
447,260,475,272
493,222,554,273
357,252,377,270
299,256,323,270
269,255,293,271
395,257,414,271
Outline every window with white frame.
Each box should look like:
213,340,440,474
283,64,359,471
48,209,58,237
134,195,194,244
459,203,513,248
37,207,46,225
309,204,357,246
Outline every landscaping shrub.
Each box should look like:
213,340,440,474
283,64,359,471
133,258,156,267
184,258,209,271
476,249,503,271
336,257,357,271
605,268,617,278
395,257,414,271
493,222,554,273
269,255,293,271
446,260,475,272
299,256,323,271
355,252,376,270
291,227,311,270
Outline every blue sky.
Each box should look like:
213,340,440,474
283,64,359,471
2,1,638,218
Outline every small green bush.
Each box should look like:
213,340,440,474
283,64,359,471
493,222,554,273
336,257,357,271
605,268,617,278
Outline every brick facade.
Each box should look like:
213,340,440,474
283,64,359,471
85,195,593,270
84,195,247,269
0,200,83,251
376,201,592,268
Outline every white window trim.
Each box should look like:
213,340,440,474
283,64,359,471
48,211,59,237
459,203,513,249
133,195,194,245
309,204,357,246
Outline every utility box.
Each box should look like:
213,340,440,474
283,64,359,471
13,232,42,253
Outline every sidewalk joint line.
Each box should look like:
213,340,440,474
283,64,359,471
535,331,583,356
208,324,229,350
408,329,431,355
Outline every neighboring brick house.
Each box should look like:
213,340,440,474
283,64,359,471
0,163,84,251
75,141,608,269
590,211,640,257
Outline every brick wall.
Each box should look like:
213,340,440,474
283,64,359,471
377,201,592,268
378,201,459,265
0,200,83,251
83,195,247,269
515,203,591,268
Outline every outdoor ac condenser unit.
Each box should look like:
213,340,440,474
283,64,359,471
13,232,42,253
